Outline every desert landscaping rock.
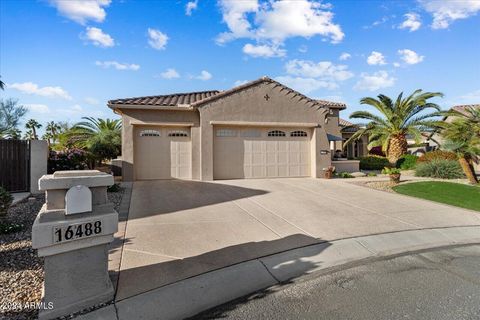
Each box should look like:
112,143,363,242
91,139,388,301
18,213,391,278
351,171,367,177
0,188,124,320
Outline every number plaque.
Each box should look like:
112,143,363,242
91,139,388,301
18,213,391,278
53,220,103,243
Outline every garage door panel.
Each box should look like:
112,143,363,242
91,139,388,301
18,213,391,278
135,126,191,180
214,127,311,179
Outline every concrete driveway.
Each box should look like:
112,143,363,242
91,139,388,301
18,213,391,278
115,178,480,301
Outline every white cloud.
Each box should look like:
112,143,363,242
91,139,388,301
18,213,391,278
84,27,114,47
393,62,401,67
419,0,480,29
8,82,72,100
216,0,344,57
85,97,99,105
398,49,424,64
95,61,140,70
458,89,480,103
194,70,212,81
234,80,249,86
367,51,386,65
160,68,180,79
285,59,354,81
339,52,351,60
148,28,169,50
186,0,198,15
314,95,345,103
49,0,110,25
242,43,286,58
25,104,51,114
298,45,308,53
399,13,422,31
275,76,337,93
354,71,396,91
363,16,388,29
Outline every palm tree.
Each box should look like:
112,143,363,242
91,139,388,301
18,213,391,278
345,90,444,165
69,117,122,164
46,121,61,145
0,76,4,90
25,119,42,140
440,106,480,184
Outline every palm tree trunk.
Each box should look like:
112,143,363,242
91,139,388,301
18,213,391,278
458,157,478,184
387,134,408,166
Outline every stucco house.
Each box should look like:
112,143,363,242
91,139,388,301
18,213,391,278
108,76,360,181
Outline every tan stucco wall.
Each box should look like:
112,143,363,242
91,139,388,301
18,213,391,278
119,109,200,181
198,81,331,180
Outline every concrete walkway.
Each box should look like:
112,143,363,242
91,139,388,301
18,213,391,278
113,178,480,303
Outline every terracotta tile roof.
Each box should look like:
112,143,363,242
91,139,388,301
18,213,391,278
108,90,220,106
451,104,480,115
108,76,346,110
339,118,353,127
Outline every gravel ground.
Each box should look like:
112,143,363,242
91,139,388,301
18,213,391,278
0,187,124,320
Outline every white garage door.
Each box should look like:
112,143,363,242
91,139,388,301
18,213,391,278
134,126,191,180
214,127,311,179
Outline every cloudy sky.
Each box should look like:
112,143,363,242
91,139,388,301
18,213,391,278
1,0,479,133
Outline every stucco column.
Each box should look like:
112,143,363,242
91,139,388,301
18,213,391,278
313,126,332,178
30,140,48,193
122,115,134,181
32,170,118,319
199,110,214,181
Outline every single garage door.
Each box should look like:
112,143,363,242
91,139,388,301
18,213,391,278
214,127,311,179
134,126,191,180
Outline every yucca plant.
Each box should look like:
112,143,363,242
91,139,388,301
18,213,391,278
345,90,444,165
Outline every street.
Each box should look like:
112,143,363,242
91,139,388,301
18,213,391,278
195,244,480,320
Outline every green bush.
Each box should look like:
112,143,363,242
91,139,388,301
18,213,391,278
107,183,120,193
0,222,23,234
396,154,418,170
0,186,13,217
415,160,465,179
359,156,390,170
336,172,354,178
382,167,401,175
367,172,377,177
418,150,457,163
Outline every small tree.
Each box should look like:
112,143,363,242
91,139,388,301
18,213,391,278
0,99,27,138
0,187,13,221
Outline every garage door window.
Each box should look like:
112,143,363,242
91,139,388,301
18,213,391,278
241,129,261,137
216,129,237,137
140,129,160,137
290,130,308,137
267,130,286,137
168,130,188,137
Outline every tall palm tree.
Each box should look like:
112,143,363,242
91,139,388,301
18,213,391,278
25,119,42,140
345,90,444,165
0,76,4,90
440,106,480,184
46,121,61,145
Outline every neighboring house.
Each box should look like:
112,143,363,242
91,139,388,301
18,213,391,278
108,76,360,181
427,104,480,173
337,119,368,159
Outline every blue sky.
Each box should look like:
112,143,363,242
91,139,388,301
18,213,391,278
1,0,479,135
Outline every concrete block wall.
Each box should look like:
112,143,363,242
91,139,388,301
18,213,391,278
30,140,48,194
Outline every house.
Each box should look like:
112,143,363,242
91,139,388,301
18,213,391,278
108,76,360,181
337,118,368,159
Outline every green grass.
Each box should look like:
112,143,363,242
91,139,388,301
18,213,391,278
393,181,480,212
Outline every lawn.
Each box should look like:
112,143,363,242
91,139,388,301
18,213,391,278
393,181,480,212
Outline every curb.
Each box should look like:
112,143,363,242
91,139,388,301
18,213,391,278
78,226,480,320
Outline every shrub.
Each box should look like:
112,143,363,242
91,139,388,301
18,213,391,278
396,154,418,170
359,156,390,170
415,160,465,179
337,172,354,178
0,186,13,217
48,148,89,173
417,150,457,163
0,222,23,234
382,167,401,175
367,172,377,177
107,183,120,193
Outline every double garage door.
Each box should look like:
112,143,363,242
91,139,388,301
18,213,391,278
214,127,311,179
134,126,191,180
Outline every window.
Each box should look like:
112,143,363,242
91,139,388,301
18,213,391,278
168,130,188,137
267,130,286,137
140,129,160,137
290,130,308,137
241,129,261,137
216,129,237,137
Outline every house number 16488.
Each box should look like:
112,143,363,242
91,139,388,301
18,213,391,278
54,221,102,243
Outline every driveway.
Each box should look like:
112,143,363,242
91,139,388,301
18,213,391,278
115,178,480,301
